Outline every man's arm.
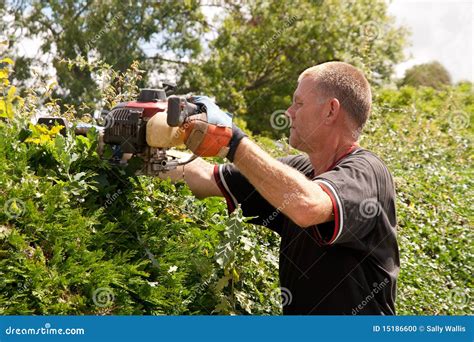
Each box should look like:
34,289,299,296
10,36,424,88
171,95,332,225
232,138,333,227
158,156,222,199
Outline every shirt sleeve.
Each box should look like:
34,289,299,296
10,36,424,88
313,152,395,247
214,155,312,234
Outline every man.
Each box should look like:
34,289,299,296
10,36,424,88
160,61,399,315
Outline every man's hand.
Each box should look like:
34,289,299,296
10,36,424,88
156,152,222,199
183,96,247,161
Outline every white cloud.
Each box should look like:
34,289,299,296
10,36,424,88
389,0,473,82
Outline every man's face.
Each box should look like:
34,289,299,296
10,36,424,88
286,77,331,152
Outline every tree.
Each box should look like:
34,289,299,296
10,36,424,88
4,0,409,135
179,0,409,136
3,0,209,108
399,61,452,90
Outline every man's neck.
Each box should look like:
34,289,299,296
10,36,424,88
307,139,358,176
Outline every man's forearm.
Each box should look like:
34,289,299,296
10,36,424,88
157,157,222,199
232,138,333,227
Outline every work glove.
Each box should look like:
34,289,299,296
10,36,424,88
183,96,247,161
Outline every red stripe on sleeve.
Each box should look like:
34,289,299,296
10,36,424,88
213,164,236,213
317,183,340,245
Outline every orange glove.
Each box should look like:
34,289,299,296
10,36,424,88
183,111,233,158
183,96,246,161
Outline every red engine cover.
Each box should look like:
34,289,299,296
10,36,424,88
118,100,168,118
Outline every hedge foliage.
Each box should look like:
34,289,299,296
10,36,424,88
1,59,472,315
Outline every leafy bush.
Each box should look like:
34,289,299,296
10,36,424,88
365,84,473,314
0,59,472,315
0,60,280,315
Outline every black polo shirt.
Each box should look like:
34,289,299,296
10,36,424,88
213,148,399,315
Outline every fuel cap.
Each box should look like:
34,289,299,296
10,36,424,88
137,89,166,102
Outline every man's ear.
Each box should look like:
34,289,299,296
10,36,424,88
325,98,341,123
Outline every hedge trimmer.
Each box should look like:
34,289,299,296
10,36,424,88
38,85,204,175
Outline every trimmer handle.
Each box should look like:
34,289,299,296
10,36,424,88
167,96,200,127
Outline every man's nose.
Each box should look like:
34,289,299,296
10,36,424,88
286,106,295,120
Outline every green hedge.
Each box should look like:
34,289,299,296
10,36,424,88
0,58,472,314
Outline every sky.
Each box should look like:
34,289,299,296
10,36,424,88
388,0,473,82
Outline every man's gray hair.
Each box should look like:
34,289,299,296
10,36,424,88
298,61,372,129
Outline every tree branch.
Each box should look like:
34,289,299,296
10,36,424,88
72,0,92,22
147,55,189,65
244,50,281,91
